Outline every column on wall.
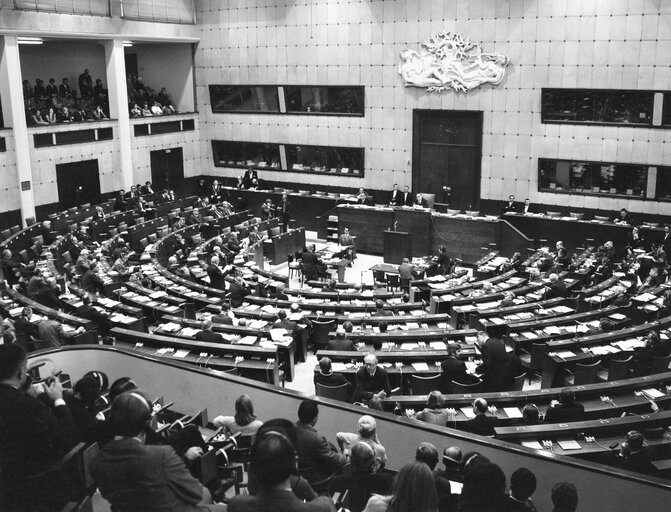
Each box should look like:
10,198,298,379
104,39,133,191
0,36,36,224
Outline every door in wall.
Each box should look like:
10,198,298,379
412,110,483,211
56,159,101,209
150,147,184,193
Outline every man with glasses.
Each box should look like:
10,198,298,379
353,353,391,404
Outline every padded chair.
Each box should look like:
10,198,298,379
270,226,281,236
10,224,20,234
447,208,461,215
0,228,11,240
594,215,610,222
315,382,350,402
386,274,401,292
509,372,527,391
520,342,547,383
565,360,601,386
30,336,56,352
651,355,671,374
465,210,480,217
410,374,443,395
597,356,632,382
569,212,584,220
24,216,37,227
311,318,337,351
451,379,483,393
546,211,561,218
372,270,387,285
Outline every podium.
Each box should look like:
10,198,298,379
383,230,412,264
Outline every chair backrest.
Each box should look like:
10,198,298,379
574,360,601,385
1,228,11,239
10,224,21,234
651,355,671,374
31,337,55,351
139,238,149,249
451,379,483,393
311,319,337,348
465,210,480,217
447,208,461,215
372,270,387,283
420,193,435,208
25,216,36,227
607,356,632,381
270,226,281,236
509,372,526,391
593,215,610,222
569,212,584,220
387,274,401,287
529,342,547,370
315,382,350,401
410,374,442,395
546,211,561,218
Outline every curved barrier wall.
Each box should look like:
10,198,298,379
29,346,671,512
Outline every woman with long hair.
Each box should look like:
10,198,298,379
213,394,264,437
363,461,437,512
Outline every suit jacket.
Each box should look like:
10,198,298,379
544,402,585,423
464,413,500,436
212,313,234,325
400,191,413,206
440,356,478,393
390,189,402,206
195,329,224,343
340,234,355,246
477,337,513,392
327,337,356,351
414,197,429,208
229,281,251,307
13,315,38,340
230,488,335,512
0,384,78,509
91,438,222,512
37,319,74,347
398,263,414,280
81,269,105,294
207,264,227,290
295,422,347,484
35,286,66,310
502,201,518,214
547,281,568,299
354,366,391,402
330,472,393,512
274,318,299,333
242,169,258,189
76,305,112,335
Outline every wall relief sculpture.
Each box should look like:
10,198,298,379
399,32,510,93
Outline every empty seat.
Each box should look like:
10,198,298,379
410,374,443,395
315,382,349,402
593,215,610,222
451,379,483,393
651,355,671,374
10,225,20,234
546,211,561,218
569,212,584,220
310,319,336,350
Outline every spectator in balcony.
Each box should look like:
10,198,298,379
78,69,93,99
336,415,386,471
363,461,437,512
150,101,163,116
31,109,49,126
93,78,108,105
45,78,58,100
72,103,89,122
414,442,455,512
506,467,538,512
91,104,107,121
59,78,74,102
45,107,57,124
22,79,33,105
58,106,73,123
551,482,578,512
158,87,176,113
213,394,264,438
130,103,142,118
141,102,152,117
34,78,46,105
459,461,508,512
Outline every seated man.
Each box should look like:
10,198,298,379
415,442,455,512
314,357,351,391
229,419,335,511
76,295,112,335
0,344,80,511
91,390,225,511
414,193,429,208
544,388,585,423
373,299,393,317
273,309,298,333
211,305,234,325
463,398,499,436
269,283,289,301
81,261,106,295
37,313,81,347
615,430,655,475
353,353,391,404
339,227,356,260
336,415,386,471
551,482,578,512
229,276,252,308
326,327,355,351
440,345,480,393
294,400,348,485
195,320,224,343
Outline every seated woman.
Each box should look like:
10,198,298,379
412,391,453,425
213,394,263,437
45,107,57,124
31,109,49,125
91,105,107,120
129,103,142,118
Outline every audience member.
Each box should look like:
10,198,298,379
551,482,578,512
65,370,108,445
0,344,79,511
414,442,455,512
295,400,348,484
91,390,225,511
363,461,437,512
213,394,264,437
438,446,463,482
459,461,508,512
507,467,538,512
336,415,386,471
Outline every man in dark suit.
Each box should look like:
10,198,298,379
12,306,38,342
476,332,514,392
229,276,251,308
544,388,585,423
401,185,413,206
353,353,391,403
314,357,351,389
373,299,393,317
661,225,671,254
195,320,224,343
269,283,289,301
211,305,234,325
0,344,79,511
546,273,568,299
35,277,67,310
464,398,499,436
326,328,356,351
76,295,112,335
294,400,348,485
521,198,533,214
389,183,402,206
615,430,655,475
415,442,456,512
242,166,258,189
613,207,636,226
274,309,298,333
91,391,224,512
440,347,479,393
207,255,228,290
414,193,429,208
81,262,106,295
301,245,322,281
209,180,222,204
502,194,518,215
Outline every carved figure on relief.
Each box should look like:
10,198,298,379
399,31,510,93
